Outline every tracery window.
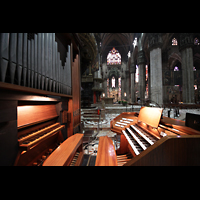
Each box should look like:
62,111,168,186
172,38,178,46
107,47,121,65
174,66,179,71
194,37,199,45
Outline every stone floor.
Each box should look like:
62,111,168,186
83,130,120,155
162,108,200,121
83,113,119,129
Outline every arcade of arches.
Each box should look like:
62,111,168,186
81,33,200,107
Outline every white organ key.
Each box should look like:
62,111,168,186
126,128,147,150
122,130,140,155
120,120,130,124
115,123,124,128
131,125,154,145
116,121,128,126
122,118,134,122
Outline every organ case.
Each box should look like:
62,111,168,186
0,33,82,165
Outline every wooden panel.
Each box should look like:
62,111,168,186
61,110,68,124
95,136,118,166
160,116,200,135
138,107,163,128
116,134,129,155
124,135,200,166
0,81,72,99
43,133,83,166
161,116,185,126
0,100,17,123
72,54,81,130
17,104,58,128
0,120,18,166
67,99,73,137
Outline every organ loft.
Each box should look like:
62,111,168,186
0,33,200,166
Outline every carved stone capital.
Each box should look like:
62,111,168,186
179,33,194,51
130,63,135,73
137,50,146,65
148,33,163,51
125,70,130,78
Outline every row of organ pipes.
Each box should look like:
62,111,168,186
0,33,71,95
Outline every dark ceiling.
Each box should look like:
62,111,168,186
100,33,141,63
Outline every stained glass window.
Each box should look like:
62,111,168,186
118,77,121,101
174,66,179,71
107,47,121,65
194,38,199,45
135,65,139,83
172,38,178,45
112,76,115,88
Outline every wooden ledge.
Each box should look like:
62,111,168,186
95,136,117,166
43,133,83,166
0,81,72,99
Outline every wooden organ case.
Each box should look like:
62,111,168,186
15,103,65,166
109,107,200,166
0,33,82,166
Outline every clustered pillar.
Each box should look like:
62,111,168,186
180,33,195,104
148,33,163,106
138,50,146,105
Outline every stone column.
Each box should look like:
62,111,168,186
121,77,125,100
148,33,163,106
179,33,195,103
138,50,146,105
130,63,135,103
125,70,130,102
103,78,107,97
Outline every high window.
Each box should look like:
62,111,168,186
107,47,121,65
194,37,199,45
172,38,178,46
118,77,121,100
174,66,179,71
112,76,115,88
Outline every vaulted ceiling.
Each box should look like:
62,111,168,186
100,33,138,63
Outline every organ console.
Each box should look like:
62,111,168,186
14,103,65,166
108,107,200,166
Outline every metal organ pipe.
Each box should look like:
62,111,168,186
22,33,27,87
9,33,17,84
0,33,10,82
0,33,72,95
41,33,45,90
17,33,23,86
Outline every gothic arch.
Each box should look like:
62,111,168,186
168,52,182,70
108,67,120,79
